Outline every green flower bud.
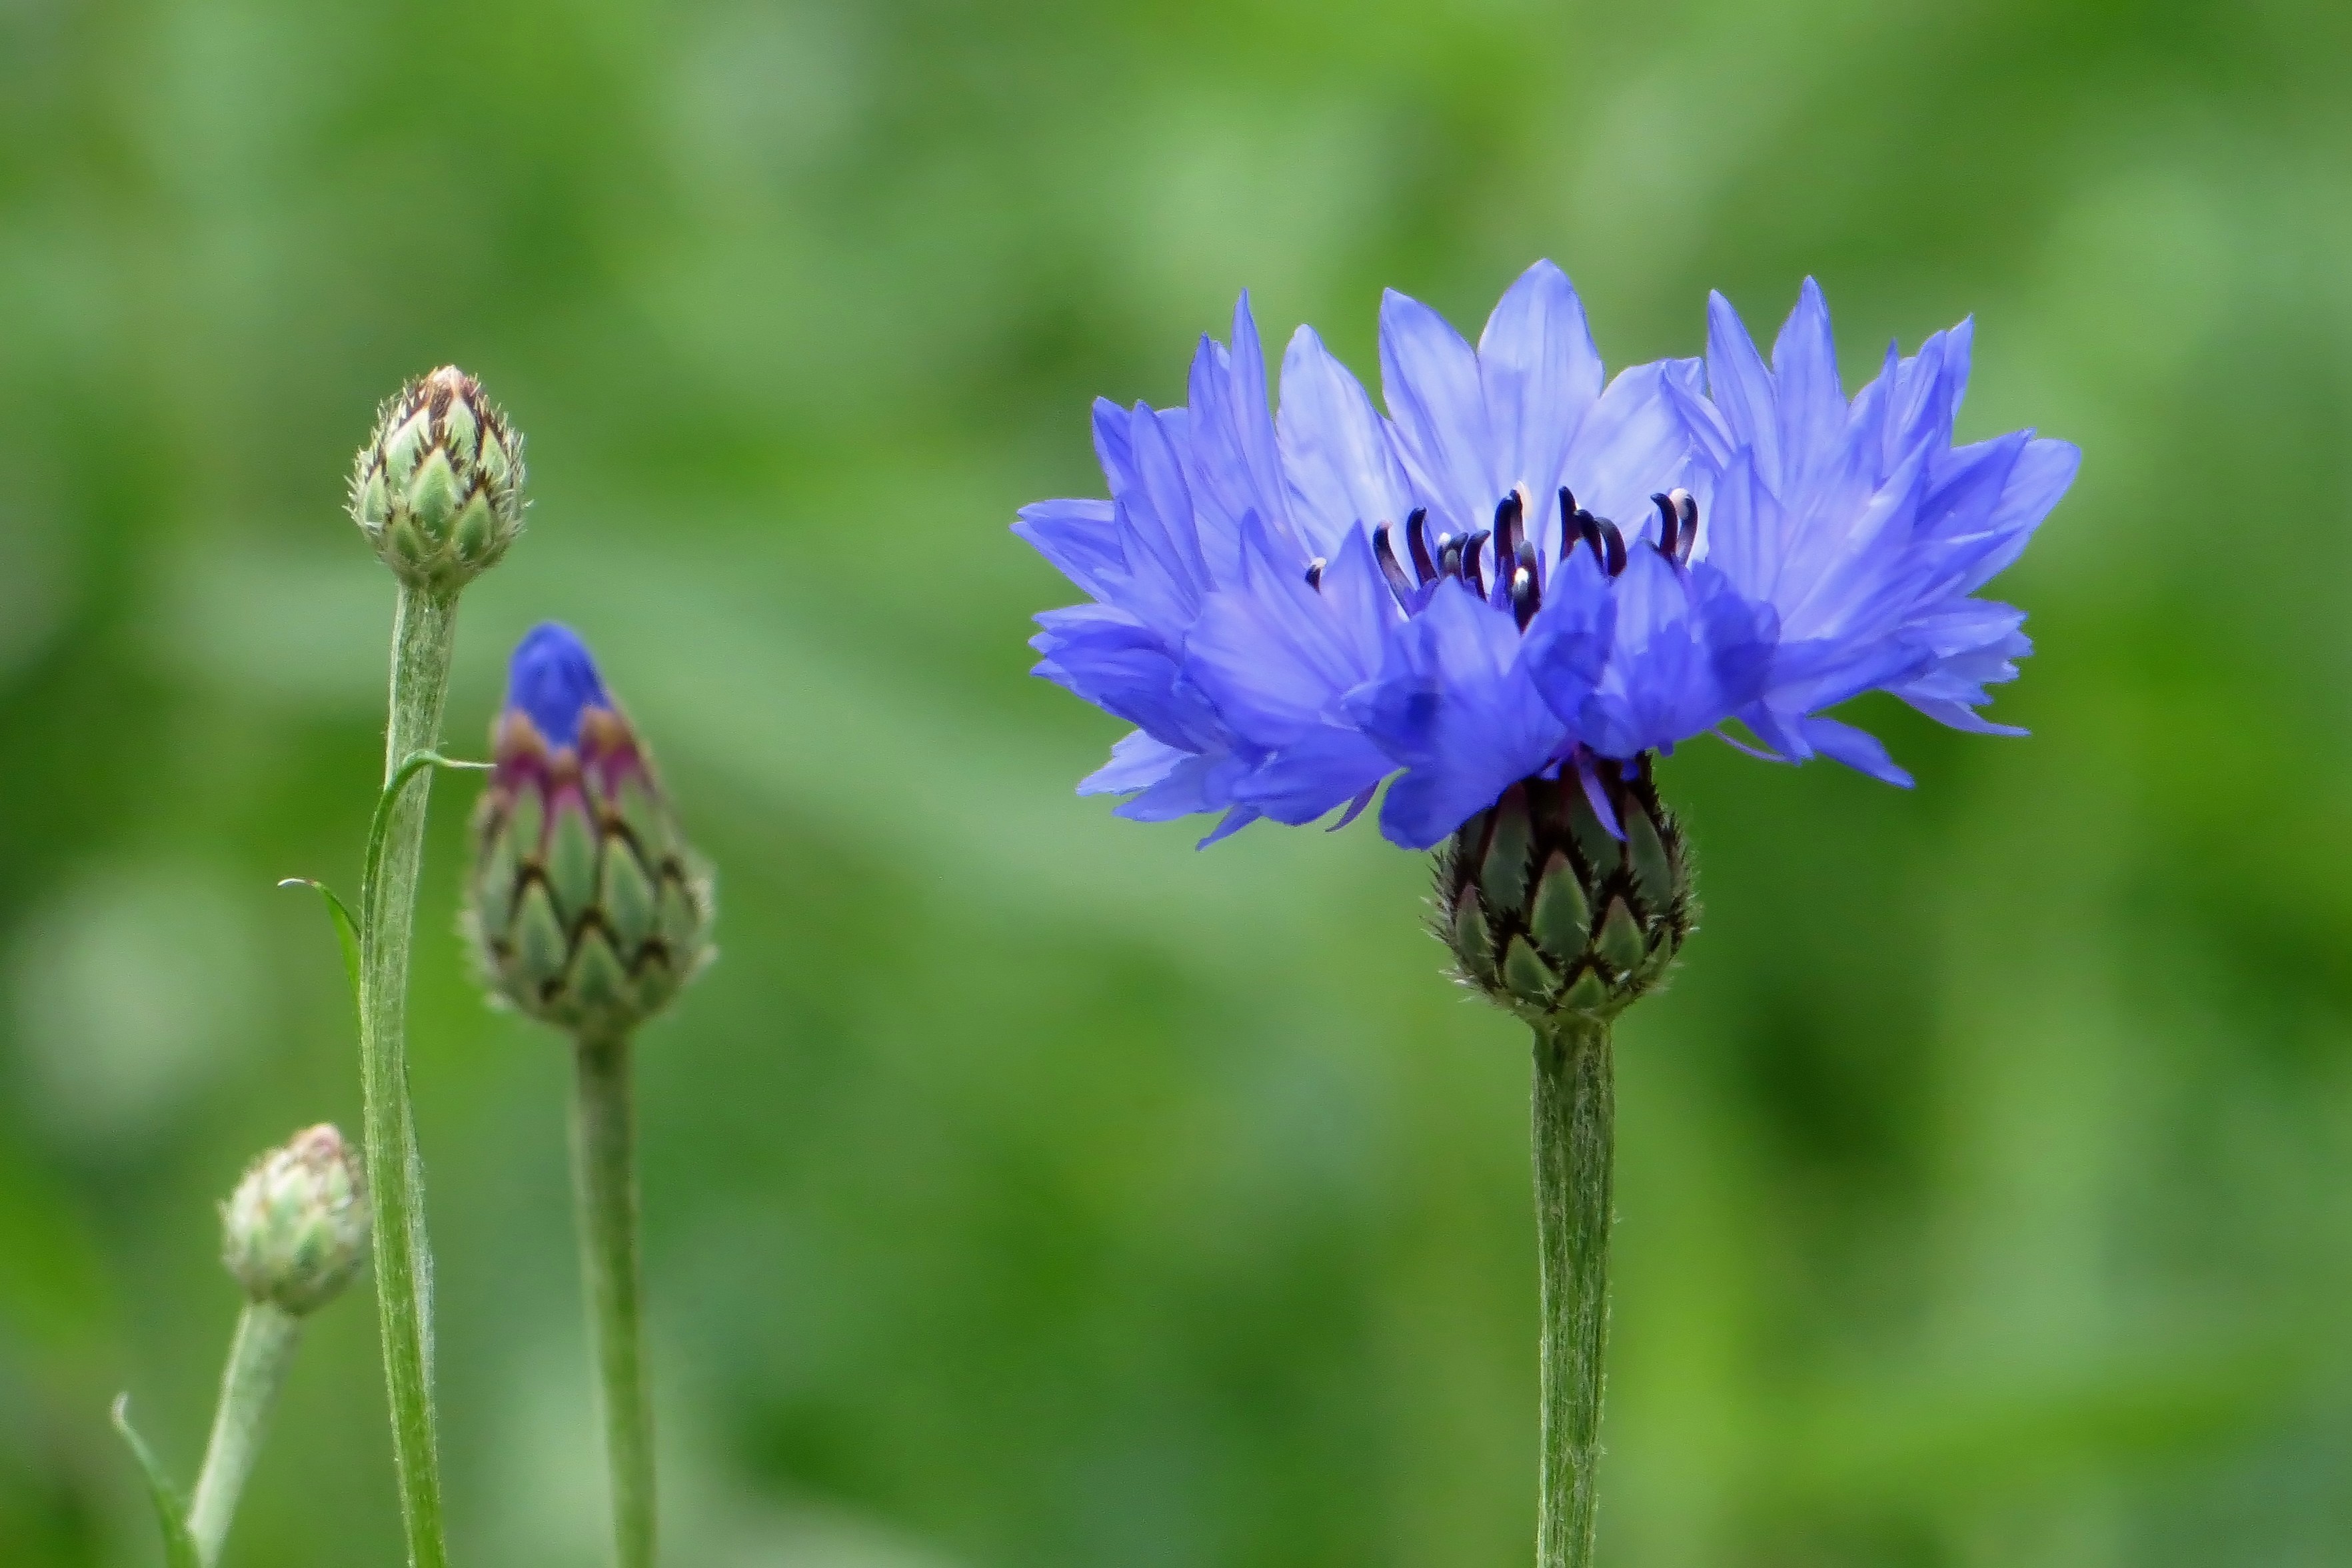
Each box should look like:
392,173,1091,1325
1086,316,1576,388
466,624,714,1039
1434,760,1694,1030
348,365,526,590
221,1124,370,1315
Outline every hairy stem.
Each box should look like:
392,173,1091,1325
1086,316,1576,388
185,1302,303,1567
1534,1020,1614,1568
362,583,459,1568
571,1028,655,1568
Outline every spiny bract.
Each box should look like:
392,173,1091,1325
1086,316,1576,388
349,365,527,591
1435,761,1692,1029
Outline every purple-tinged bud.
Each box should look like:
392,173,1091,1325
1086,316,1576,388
1434,760,1694,1030
221,1125,370,1315
465,624,714,1038
349,366,526,590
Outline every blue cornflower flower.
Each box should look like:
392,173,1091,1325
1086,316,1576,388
1021,265,2073,854
1666,280,2079,784
1022,263,1716,851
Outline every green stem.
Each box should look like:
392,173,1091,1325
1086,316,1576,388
185,1302,303,1567
1534,1020,1614,1568
361,583,459,1568
571,1028,655,1568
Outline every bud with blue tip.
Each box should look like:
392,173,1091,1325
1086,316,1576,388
465,624,712,1038
221,1124,371,1316
349,365,527,591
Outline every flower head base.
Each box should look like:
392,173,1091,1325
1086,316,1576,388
221,1124,371,1316
467,624,712,1038
350,366,527,592
1436,760,1692,1028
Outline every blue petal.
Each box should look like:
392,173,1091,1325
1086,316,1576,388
1378,288,1498,538
1773,278,1845,496
1184,518,1372,746
1013,498,1124,600
1478,261,1605,502
1704,290,1782,492
1030,604,1220,753
1278,325,1415,557
1521,546,1617,730
1901,694,2027,737
1347,580,1570,849
1079,729,1194,795
1233,726,1396,825
1560,359,1706,536
505,622,610,748
1798,716,1915,787
1112,748,1256,822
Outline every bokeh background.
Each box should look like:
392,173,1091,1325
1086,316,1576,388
4,1,2349,1564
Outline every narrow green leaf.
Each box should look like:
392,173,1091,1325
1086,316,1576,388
110,1396,201,1568
277,878,362,1010
361,752,491,914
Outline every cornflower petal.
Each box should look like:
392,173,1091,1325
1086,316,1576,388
1678,280,2077,779
1346,580,1571,850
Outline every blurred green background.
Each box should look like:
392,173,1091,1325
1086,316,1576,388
3,1,2348,1564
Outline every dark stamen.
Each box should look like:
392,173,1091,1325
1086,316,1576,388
1594,517,1626,577
1303,557,1326,590
1372,522,1415,600
1460,529,1491,599
1670,488,1697,564
1516,536,1540,595
1406,508,1436,583
1651,492,1680,560
1437,532,1462,580
1511,566,1540,630
1573,504,1606,569
1492,492,1524,567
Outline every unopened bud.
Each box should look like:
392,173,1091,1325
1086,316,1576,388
221,1125,370,1315
1435,761,1694,1030
349,365,526,590
466,624,714,1038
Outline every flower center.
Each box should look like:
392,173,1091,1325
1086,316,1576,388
1351,486,1700,630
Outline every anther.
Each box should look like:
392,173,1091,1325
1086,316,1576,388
1510,566,1540,630
1437,532,1462,580
1304,557,1326,590
1572,504,1606,568
1650,492,1680,560
1406,508,1436,583
1594,517,1626,576
1493,492,1524,566
1670,488,1697,564
1460,529,1491,599
1372,522,1416,600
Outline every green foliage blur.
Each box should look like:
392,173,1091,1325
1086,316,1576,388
3,1,2347,1564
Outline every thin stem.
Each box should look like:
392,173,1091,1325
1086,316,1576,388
361,582,459,1568
1534,1020,1614,1568
185,1302,303,1567
571,1028,655,1568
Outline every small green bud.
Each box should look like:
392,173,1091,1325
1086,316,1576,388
349,366,526,591
1432,760,1696,1030
221,1124,370,1315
